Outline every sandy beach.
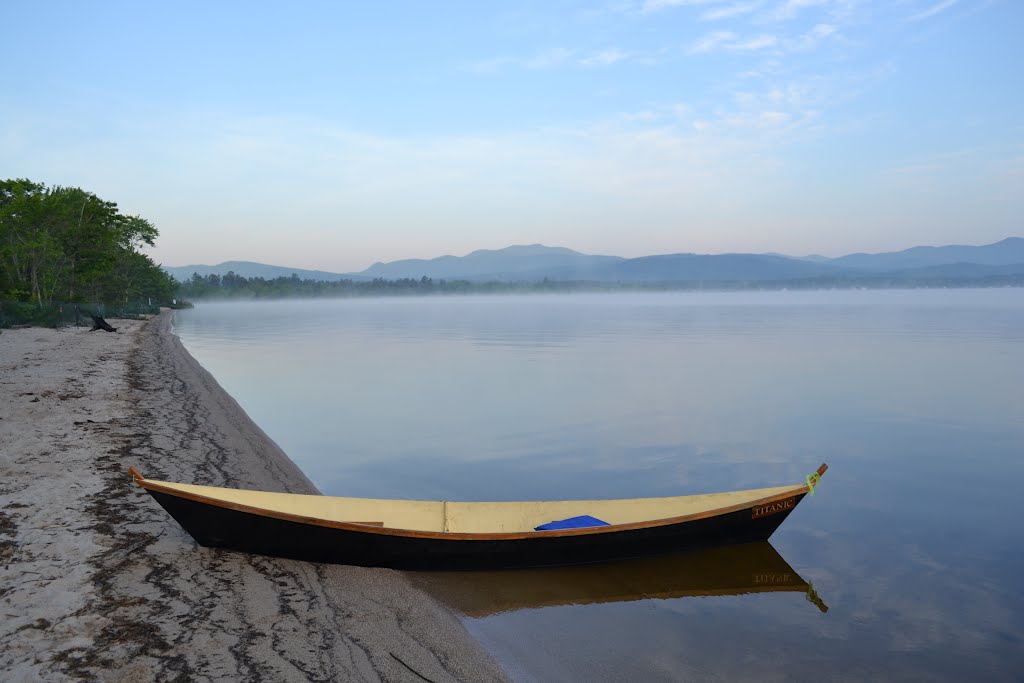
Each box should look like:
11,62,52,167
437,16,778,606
0,312,508,682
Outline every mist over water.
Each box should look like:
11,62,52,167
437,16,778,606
174,289,1024,680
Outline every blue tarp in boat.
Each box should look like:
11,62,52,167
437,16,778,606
535,515,611,531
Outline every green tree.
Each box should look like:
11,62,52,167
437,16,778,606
0,179,49,301
0,178,175,309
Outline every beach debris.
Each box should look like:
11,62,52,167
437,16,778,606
88,314,117,333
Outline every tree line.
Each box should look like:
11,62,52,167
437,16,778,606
0,178,175,307
176,269,1024,300
174,272,607,299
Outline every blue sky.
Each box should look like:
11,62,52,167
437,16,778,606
2,0,1021,271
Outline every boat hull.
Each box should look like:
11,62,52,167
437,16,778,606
145,488,807,570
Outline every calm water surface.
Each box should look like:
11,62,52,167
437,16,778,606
174,290,1024,681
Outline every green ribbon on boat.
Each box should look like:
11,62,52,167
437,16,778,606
805,471,821,496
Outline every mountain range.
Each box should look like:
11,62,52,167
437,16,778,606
161,261,360,282
162,237,1024,285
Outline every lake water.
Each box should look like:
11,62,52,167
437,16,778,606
173,290,1024,681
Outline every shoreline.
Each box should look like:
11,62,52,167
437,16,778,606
0,312,508,682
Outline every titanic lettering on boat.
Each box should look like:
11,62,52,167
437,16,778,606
752,572,796,585
751,497,796,519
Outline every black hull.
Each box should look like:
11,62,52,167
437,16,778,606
146,489,806,570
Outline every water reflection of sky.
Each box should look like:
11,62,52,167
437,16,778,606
174,289,1024,680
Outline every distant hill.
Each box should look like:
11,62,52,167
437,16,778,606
542,253,841,283
359,244,623,280
354,240,1024,283
164,238,1024,286
829,237,1024,271
163,261,361,283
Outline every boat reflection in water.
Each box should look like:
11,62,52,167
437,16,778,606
409,541,826,618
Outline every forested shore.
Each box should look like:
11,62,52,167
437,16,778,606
0,178,176,324
175,272,599,298
175,270,1024,300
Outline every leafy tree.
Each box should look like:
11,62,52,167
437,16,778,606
0,178,175,309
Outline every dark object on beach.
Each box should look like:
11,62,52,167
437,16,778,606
129,464,827,571
89,313,117,332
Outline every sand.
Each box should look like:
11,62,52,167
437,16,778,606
0,313,509,682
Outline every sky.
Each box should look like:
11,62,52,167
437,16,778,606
1,0,1021,272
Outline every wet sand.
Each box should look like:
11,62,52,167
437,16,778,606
0,313,509,682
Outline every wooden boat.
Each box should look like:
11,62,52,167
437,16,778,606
129,463,827,570
408,542,828,616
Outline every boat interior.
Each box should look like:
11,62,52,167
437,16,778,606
142,478,805,533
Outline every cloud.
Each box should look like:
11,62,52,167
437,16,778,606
701,2,763,21
526,48,576,69
734,35,779,50
619,110,660,122
579,48,631,67
759,110,792,126
689,19,836,56
641,0,722,14
688,31,738,54
466,46,663,73
688,31,778,54
467,45,663,73
809,23,837,38
908,0,958,21
788,23,838,50
769,0,828,21
464,48,575,74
